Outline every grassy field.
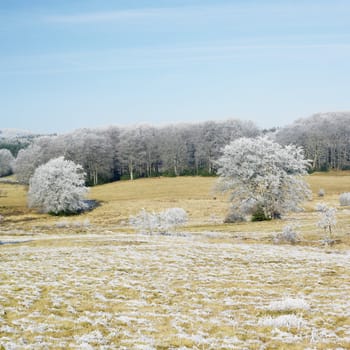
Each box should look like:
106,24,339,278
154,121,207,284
1,173,350,348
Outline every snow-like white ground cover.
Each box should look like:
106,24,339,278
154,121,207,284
0,233,349,349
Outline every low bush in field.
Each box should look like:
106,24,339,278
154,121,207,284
274,224,300,244
339,192,350,206
318,188,325,197
129,208,188,235
224,211,245,223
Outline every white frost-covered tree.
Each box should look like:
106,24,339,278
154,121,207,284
0,149,14,177
28,157,88,214
316,204,337,238
217,137,311,220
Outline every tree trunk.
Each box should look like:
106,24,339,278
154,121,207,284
129,159,134,180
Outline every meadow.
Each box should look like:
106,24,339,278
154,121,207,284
0,173,350,349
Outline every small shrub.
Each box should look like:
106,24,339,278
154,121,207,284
274,224,300,244
72,219,91,228
56,220,70,228
224,211,245,223
129,209,158,235
318,188,325,197
159,208,187,233
315,202,327,212
129,208,188,235
339,192,350,206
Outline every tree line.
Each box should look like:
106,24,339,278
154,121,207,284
11,119,259,185
1,112,350,185
275,112,350,171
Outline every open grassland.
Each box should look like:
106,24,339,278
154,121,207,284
1,173,350,244
1,173,350,348
1,233,350,349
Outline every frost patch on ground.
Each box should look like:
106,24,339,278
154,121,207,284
266,297,310,312
0,233,349,348
259,314,306,329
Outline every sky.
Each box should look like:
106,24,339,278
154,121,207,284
1,0,350,134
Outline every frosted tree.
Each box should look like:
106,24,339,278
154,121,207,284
66,129,115,185
217,137,311,221
28,157,88,214
276,112,350,171
316,204,337,238
13,136,64,184
0,149,14,177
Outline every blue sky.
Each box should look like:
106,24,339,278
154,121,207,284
1,0,350,133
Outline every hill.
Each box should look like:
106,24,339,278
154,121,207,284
1,174,350,245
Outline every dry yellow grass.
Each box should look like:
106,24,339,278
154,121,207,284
1,172,350,243
88,176,225,228
1,173,350,348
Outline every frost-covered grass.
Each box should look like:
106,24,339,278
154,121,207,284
265,297,310,312
1,173,350,241
1,173,350,347
258,314,306,329
1,233,350,349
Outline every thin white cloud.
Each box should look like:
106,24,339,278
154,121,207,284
45,8,176,23
1,42,350,76
44,4,233,24
43,2,350,24
41,3,296,24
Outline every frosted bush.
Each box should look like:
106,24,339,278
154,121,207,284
223,210,245,223
129,209,158,235
274,224,300,244
73,219,91,228
130,208,188,235
315,202,328,212
259,314,306,329
267,297,310,312
159,208,188,233
339,192,350,206
56,220,70,228
318,188,325,197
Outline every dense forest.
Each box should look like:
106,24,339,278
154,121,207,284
1,112,350,185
